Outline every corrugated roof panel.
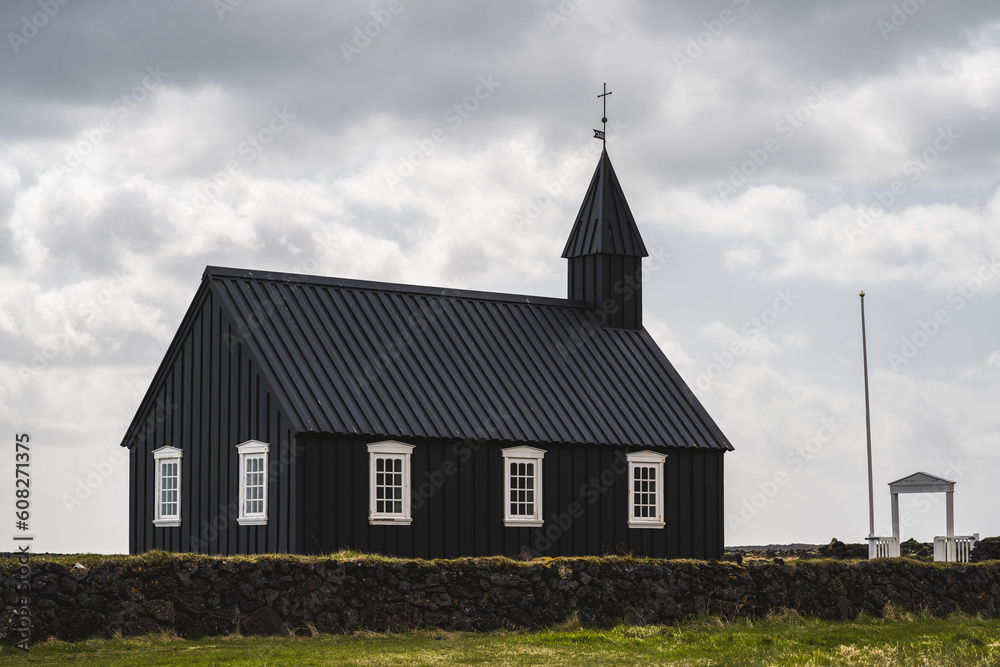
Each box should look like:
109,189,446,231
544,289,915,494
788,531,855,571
205,266,732,451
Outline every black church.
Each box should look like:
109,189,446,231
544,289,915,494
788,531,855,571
120,147,734,558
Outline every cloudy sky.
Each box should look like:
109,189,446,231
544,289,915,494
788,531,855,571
1,0,999,554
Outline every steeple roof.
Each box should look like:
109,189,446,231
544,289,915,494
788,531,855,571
562,149,649,258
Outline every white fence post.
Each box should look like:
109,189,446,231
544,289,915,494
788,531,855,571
868,536,899,559
933,534,978,562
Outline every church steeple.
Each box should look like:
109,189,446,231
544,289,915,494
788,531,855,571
562,147,648,329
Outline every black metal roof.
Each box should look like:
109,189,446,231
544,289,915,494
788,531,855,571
562,149,649,258
194,266,732,450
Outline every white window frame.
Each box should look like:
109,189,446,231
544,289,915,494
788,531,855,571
502,445,545,527
627,450,666,529
367,441,414,526
237,440,269,526
152,446,183,527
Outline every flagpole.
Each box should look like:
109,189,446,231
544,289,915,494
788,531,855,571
860,290,875,539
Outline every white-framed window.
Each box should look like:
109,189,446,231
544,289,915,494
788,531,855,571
502,445,545,527
237,440,269,526
628,450,666,528
152,446,183,527
367,441,413,525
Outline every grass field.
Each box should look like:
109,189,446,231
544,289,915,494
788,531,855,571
2,611,999,666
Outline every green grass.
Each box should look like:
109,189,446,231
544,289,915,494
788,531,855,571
3,612,999,666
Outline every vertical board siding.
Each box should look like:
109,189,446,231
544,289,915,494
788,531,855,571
303,436,724,559
126,285,297,556
692,453,706,557
568,255,642,330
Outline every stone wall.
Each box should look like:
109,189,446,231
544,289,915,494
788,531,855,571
3,556,1000,643
972,537,1000,562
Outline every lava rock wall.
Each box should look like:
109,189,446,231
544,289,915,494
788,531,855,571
2,557,1000,642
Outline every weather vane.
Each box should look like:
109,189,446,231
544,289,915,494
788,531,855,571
593,83,611,148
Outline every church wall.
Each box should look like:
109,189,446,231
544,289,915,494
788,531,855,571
300,434,724,559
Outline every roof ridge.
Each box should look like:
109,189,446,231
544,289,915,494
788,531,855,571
203,265,590,310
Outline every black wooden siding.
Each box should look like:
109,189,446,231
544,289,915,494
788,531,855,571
300,435,724,559
567,254,643,330
126,284,297,555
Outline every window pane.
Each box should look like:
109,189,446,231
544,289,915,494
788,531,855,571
372,453,408,517
242,454,266,517
506,456,541,519
159,458,181,518
632,463,661,521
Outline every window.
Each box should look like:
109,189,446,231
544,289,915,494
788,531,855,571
628,451,666,528
152,446,182,527
368,441,413,525
502,446,545,527
237,440,269,526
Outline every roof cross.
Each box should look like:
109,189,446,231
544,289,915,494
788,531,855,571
593,83,612,147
